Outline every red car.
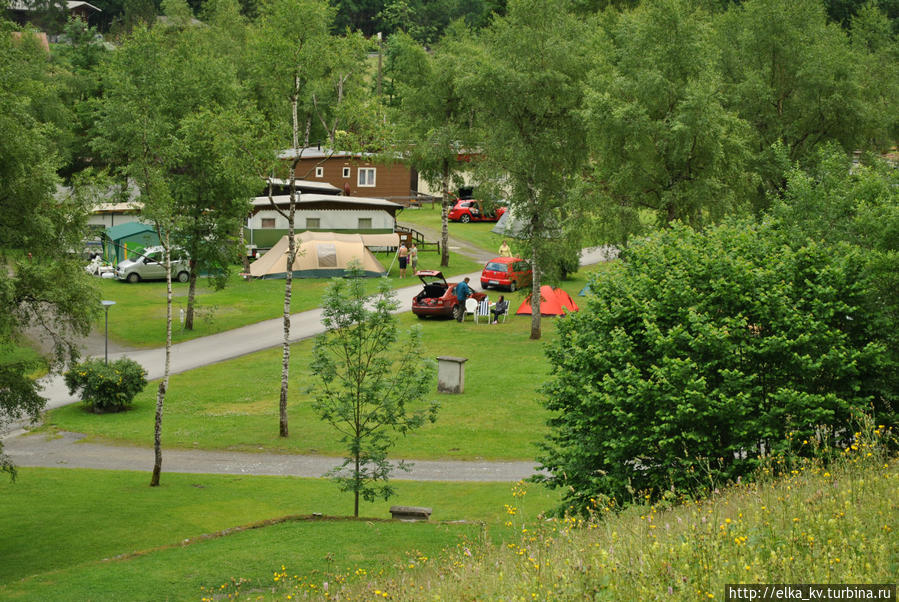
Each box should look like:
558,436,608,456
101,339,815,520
412,270,485,319
447,200,506,223
480,257,532,292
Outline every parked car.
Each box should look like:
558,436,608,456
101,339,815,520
412,270,485,319
480,257,532,292
447,200,506,223
115,246,190,283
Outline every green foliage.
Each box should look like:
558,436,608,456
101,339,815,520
714,0,889,206
64,357,148,413
310,265,438,516
0,19,100,477
537,219,897,512
583,0,753,236
458,0,592,337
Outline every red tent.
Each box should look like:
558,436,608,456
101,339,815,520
516,286,580,316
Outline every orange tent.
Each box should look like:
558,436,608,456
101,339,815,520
516,286,580,316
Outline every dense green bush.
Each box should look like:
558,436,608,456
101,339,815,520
64,358,147,413
536,218,896,513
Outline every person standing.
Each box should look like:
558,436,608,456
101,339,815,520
398,241,409,278
409,243,419,273
498,239,512,257
454,277,473,322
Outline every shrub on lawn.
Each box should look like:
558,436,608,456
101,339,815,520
64,358,147,413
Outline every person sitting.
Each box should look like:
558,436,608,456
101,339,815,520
491,295,509,324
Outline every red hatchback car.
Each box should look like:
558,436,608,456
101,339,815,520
480,257,532,292
447,200,506,223
412,270,485,319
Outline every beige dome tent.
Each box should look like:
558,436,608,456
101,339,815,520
249,231,397,279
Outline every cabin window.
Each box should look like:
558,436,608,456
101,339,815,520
306,217,320,229
261,218,276,228
342,167,351,178
315,166,324,178
358,168,376,187
358,218,372,229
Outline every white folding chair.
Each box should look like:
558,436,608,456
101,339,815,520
475,297,490,324
464,297,478,322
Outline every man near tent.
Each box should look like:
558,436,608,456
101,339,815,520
454,277,473,322
398,242,409,278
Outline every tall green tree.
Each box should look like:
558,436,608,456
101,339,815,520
249,0,370,438
715,0,889,206
93,2,263,485
458,0,590,339
387,26,477,268
583,0,753,236
0,23,99,477
310,265,437,518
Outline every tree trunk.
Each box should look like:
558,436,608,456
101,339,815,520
279,199,295,438
184,260,198,330
239,224,250,278
529,203,542,340
440,159,450,267
151,231,174,486
354,452,360,518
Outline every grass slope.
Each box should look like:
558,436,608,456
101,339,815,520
267,450,899,600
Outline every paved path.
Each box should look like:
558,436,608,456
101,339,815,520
2,430,542,482
3,246,614,481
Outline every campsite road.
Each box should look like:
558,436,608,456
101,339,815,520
2,429,543,482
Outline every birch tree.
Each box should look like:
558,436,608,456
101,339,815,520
249,0,369,437
94,2,263,485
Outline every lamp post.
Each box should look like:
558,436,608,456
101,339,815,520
101,300,116,364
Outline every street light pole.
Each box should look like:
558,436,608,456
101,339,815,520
101,300,116,364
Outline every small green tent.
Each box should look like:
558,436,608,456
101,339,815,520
102,222,158,264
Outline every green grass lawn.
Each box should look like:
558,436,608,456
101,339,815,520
94,249,482,349
398,206,517,257
45,266,609,460
0,468,559,600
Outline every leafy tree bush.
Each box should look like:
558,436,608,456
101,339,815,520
536,219,897,513
310,265,438,517
65,358,148,413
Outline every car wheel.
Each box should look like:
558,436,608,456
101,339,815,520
452,304,462,320
509,281,517,292
177,271,189,283
127,272,140,283
416,313,426,320
460,214,471,223
481,282,489,290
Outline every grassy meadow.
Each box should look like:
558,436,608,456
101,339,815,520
0,468,560,600
398,205,517,257
247,446,899,601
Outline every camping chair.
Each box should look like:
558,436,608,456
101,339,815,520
474,297,491,324
464,297,478,322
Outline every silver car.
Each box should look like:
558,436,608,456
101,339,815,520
115,246,190,283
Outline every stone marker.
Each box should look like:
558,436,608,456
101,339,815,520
436,356,467,394
389,505,432,521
